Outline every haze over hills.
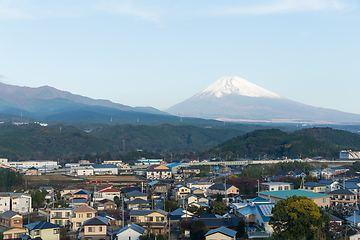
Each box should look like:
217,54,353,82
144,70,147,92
166,76,360,124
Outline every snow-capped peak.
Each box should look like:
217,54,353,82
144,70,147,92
196,76,282,99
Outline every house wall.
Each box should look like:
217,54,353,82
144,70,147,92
71,211,96,231
117,228,142,240
29,228,60,240
130,212,167,224
0,197,11,213
84,225,106,236
12,195,32,214
205,232,234,240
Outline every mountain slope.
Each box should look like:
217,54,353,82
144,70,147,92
167,76,360,124
206,129,340,159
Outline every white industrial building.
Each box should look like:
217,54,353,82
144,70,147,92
0,158,60,170
340,150,360,160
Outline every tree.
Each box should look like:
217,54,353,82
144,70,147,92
212,201,226,215
269,195,330,240
145,222,153,237
165,200,179,212
236,219,246,237
190,220,209,240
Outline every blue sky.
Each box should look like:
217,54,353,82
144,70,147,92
0,0,359,114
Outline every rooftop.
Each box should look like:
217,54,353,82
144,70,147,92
205,227,237,238
258,189,330,199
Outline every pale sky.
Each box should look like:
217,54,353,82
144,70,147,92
1,0,359,114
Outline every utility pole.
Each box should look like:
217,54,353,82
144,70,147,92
122,195,124,228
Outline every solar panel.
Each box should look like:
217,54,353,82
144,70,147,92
259,204,274,216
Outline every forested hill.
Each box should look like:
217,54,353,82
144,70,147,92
0,123,245,160
295,127,360,149
205,128,357,159
90,124,245,152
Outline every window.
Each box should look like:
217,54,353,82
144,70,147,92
145,217,153,221
14,220,20,224
34,230,39,236
323,198,326,203
54,229,59,234
99,226,103,232
156,217,164,222
87,213,92,218
88,227,95,232
76,222,81,227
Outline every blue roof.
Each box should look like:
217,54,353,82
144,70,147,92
93,164,118,169
24,221,60,230
238,206,256,216
117,223,145,235
83,216,108,226
170,208,185,216
205,227,237,237
167,163,182,168
249,197,270,203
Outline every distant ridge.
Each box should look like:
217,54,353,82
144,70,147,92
166,76,360,124
0,82,169,121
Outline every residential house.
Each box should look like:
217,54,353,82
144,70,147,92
148,181,167,194
302,182,327,193
191,187,205,196
178,194,198,207
169,208,195,226
208,184,239,196
127,199,151,210
129,209,168,235
258,189,330,207
146,165,172,180
78,216,111,240
172,185,191,201
0,210,23,228
103,160,123,166
116,223,145,240
261,182,293,191
3,227,26,239
318,180,339,193
11,194,32,214
180,167,200,178
70,189,92,200
253,203,275,237
95,185,122,201
321,167,349,180
195,214,242,230
95,199,117,211
126,191,148,201
346,211,360,228
100,212,129,227
50,208,72,227
61,186,79,200
309,169,322,179
70,205,97,231
0,195,11,213
25,167,38,175
204,227,237,240
187,182,214,197
329,189,357,206
21,221,61,240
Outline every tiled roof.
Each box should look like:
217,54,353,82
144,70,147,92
0,210,21,219
98,187,122,193
72,205,96,213
205,227,237,238
258,189,330,199
126,190,147,198
24,221,60,230
117,223,145,235
126,199,150,205
83,216,108,226
209,183,234,190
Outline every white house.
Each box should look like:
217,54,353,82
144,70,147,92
0,196,11,213
11,194,32,214
204,227,237,240
186,182,214,197
94,186,122,201
254,203,274,236
116,223,145,240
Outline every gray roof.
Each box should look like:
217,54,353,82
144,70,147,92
126,198,150,204
304,182,326,187
117,223,145,235
24,221,60,230
129,209,168,216
205,227,237,237
329,189,357,195
0,210,21,219
126,190,147,198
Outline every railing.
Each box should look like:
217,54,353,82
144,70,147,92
248,231,271,239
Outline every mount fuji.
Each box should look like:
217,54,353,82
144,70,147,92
166,76,360,124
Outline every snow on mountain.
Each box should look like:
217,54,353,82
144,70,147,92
166,76,360,124
196,76,282,99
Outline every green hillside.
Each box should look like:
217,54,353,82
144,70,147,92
295,127,360,149
206,129,341,159
0,123,245,160
90,124,245,152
